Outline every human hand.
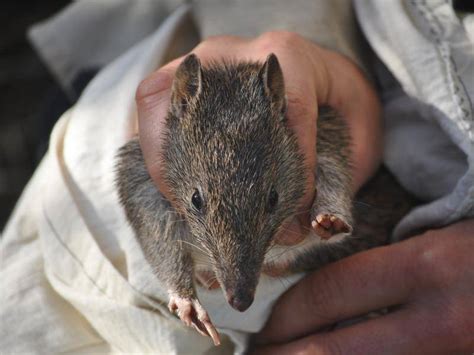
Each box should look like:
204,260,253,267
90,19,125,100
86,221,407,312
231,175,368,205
136,31,382,244
254,219,474,354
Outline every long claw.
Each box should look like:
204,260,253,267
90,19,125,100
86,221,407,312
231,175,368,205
203,321,221,346
168,293,221,346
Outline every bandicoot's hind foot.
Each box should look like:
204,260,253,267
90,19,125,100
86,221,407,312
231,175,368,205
168,294,221,346
311,213,351,240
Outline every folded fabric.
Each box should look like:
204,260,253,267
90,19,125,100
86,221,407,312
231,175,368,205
355,0,474,238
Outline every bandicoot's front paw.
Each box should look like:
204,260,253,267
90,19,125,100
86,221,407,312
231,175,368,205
168,294,221,346
311,213,351,240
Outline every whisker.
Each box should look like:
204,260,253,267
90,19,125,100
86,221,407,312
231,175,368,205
277,275,292,288
275,275,288,289
201,276,219,289
265,240,314,263
176,239,210,256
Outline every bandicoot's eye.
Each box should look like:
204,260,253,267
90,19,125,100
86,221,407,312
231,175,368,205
267,186,279,212
191,189,203,211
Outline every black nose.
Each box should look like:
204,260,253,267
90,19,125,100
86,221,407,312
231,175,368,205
227,292,254,312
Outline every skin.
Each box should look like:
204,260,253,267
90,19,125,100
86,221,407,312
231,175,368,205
135,31,382,245
254,219,474,354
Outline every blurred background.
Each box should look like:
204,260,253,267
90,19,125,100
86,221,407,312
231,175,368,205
1,0,71,228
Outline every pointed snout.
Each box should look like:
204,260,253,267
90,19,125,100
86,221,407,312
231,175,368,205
226,288,255,312
214,240,264,312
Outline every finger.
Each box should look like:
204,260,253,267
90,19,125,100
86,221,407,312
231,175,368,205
254,306,460,355
257,239,422,344
253,33,319,159
277,57,318,213
136,60,182,200
252,33,320,213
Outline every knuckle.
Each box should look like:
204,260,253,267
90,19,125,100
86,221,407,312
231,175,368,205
196,34,245,52
195,35,224,49
413,236,459,288
257,30,302,52
269,30,300,43
201,34,223,43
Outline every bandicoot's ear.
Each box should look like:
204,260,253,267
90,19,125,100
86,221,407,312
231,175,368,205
260,53,286,118
171,54,202,116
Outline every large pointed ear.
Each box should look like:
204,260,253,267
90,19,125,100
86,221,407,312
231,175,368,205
260,53,286,117
171,54,202,116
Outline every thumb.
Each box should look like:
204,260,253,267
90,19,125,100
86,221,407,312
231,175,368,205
135,65,177,199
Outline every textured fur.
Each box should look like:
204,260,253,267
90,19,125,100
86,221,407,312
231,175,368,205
115,54,416,338
159,55,307,303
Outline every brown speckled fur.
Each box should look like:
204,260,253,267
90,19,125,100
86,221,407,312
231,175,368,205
115,54,417,320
